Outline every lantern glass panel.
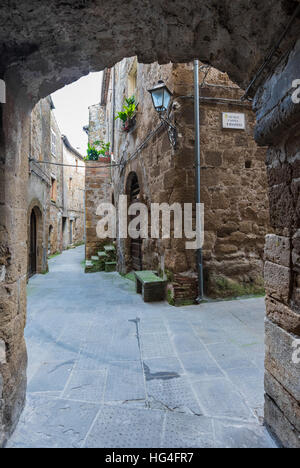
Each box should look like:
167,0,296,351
151,88,164,110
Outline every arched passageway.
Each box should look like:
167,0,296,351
0,0,300,447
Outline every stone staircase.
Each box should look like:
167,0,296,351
85,244,117,273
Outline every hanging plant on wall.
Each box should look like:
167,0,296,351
115,96,137,133
85,141,111,161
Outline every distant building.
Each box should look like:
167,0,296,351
28,97,85,277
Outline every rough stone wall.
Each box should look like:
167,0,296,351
62,141,85,248
48,112,64,255
253,38,300,448
0,80,29,447
28,98,52,274
97,59,269,301
85,158,112,259
88,104,106,146
174,65,270,298
0,1,299,100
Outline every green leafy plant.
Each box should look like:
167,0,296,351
85,140,111,161
115,95,137,127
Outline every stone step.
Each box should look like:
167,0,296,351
105,261,117,272
98,251,108,258
104,245,116,252
91,255,100,262
85,260,98,274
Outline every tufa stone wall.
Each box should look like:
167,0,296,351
254,38,300,448
28,98,52,274
0,80,29,447
62,137,85,249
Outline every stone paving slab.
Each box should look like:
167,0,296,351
7,246,278,448
179,351,225,381
6,394,100,448
83,406,164,448
141,333,176,359
146,376,203,415
105,361,146,403
162,413,214,448
192,378,256,421
28,360,75,393
213,419,278,448
61,369,107,403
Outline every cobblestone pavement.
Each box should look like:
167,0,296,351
7,246,277,448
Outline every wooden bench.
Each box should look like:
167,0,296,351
134,271,167,303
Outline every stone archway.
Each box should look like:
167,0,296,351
0,0,300,447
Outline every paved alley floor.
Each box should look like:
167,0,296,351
7,246,277,448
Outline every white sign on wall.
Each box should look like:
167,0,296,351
222,112,245,130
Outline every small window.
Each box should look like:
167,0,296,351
128,60,137,98
69,177,72,191
51,129,57,157
245,160,252,169
51,177,57,202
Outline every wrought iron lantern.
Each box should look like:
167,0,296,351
148,80,177,148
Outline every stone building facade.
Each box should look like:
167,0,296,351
28,97,85,278
62,136,85,250
87,59,270,303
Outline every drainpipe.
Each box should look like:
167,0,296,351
194,60,204,302
111,66,116,181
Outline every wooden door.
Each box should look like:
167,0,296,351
29,210,37,277
129,174,143,271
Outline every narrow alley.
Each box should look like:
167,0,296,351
7,246,276,448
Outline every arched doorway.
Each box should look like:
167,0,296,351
128,173,143,271
48,225,53,255
29,210,37,277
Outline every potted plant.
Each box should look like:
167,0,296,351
115,96,137,133
84,141,111,161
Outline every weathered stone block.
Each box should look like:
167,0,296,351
265,370,300,434
264,261,291,304
264,234,290,268
215,244,238,255
205,151,222,167
265,394,300,449
265,319,300,402
266,297,300,336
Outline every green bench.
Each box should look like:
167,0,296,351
134,271,167,303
